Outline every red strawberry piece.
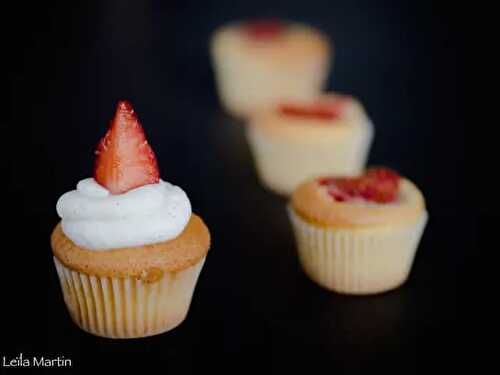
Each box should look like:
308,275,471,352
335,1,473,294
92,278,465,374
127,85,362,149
244,18,285,40
359,168,400,203
318,176,360,201
334,178,362,195
94,100,160,194
279,99,345,120
317,168,400,203
326,186,350,201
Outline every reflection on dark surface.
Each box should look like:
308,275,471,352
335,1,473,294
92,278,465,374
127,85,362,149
207,111,417,371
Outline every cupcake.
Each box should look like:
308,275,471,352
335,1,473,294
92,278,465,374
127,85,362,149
246,93,374,195
210,18,331,117
288,167,427,295
51,101,210,338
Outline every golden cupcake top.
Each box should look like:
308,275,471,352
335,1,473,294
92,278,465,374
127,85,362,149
291,168,426,227
211,18,331,67
52,215,210,281
248,93,372,142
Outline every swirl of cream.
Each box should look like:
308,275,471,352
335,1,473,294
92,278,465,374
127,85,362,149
56,178,192,250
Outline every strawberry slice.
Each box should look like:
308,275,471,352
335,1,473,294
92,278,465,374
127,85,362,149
279,98,347,121
318,168,400,203
94,100,160,194
360,168,400,203
244,18,285,40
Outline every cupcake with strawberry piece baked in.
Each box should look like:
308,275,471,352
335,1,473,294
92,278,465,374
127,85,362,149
247,93,374,195
289,167,427,295
210,18,331,117
51,101,210,338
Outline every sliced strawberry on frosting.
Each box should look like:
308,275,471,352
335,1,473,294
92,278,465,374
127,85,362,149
244,18,285,40
319,168,400,203
94,100,160,194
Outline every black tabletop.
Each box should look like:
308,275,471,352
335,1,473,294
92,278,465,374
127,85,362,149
4,1,470,374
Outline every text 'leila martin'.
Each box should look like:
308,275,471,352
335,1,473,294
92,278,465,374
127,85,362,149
2,353,72,368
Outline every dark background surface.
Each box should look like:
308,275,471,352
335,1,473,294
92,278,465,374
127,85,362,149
3,0,471,373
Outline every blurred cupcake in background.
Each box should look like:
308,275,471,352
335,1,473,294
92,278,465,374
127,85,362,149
210,18,331,118
246,93,374,195
288,167,428,295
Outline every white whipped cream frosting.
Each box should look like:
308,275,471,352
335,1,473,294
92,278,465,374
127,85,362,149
56,178,192,251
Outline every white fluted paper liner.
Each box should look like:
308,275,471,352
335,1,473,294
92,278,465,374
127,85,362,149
288,207,428,295
53,257,205,338
246,123,373,196
211,49,329,118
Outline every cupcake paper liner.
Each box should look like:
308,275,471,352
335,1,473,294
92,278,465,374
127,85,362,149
214,69,327,117
246,124,373,195
288,207,427,295
212,53,329,117
53,256,205,338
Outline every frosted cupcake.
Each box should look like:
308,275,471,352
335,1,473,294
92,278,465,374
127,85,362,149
246,93,374,195
288,168,427,295
210,18,331,117
51,101,210,338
